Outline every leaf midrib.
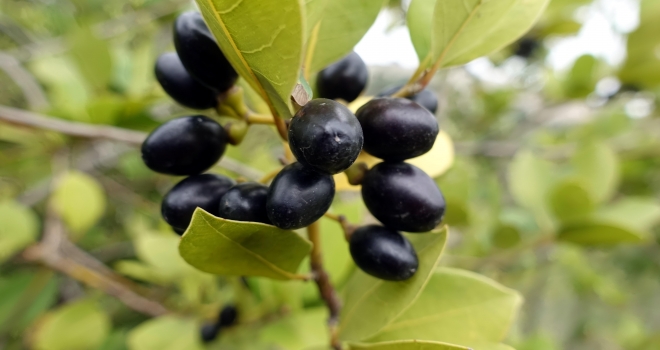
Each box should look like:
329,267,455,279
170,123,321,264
432,0,484,69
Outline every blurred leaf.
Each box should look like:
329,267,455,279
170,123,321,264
179,208,312,280
127,316,203,350
407,131,455,179
50,171,106,237
86,94,124,125
572,142,619,204
303,0,329,42
339,228,448,342
135,231,204,281
33,299,110,350
619,0,660,88
30,57,90,119
557,221,645,246
259,307,328,350
549,180,595,223
0,271,58,333
98,330,129,350
68,27,112,91
0,200,39,262
349,340,469,350
196,0,303,119
563,55,598,98
492,224,521,249
508,151,555,229
407,0,435,60
594,198,660,233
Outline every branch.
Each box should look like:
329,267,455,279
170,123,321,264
0,53,49,109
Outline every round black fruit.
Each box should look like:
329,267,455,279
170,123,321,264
378,85,439,114
142,115,228,176
349,225,418,281
200,323,220,343
288,99,363,174
155,52,217,110
356,98,439,161
267,162,335,230
218,305,238,327
317,51,368,103
218,182,271,224
174,11,238,92
162,174,235,232
361,162,445,233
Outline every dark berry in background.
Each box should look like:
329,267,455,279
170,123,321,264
378,85,439,114
162,174,235,233
514,37,540,58
356,98,439,161
361,162,445,233
218,305,238,327
267,162,335,230
350,225,418,281
141,115,228,176
218,182,271,225
288,99,363,175
154,52,217,110
174,11,238,92
317,51,368,103
200,323,220,343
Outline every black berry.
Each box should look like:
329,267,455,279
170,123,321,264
218,305,238,327
141,115,228,176
200,323,220,343
349,225,418,281
154,52,217,110
361,162,445,233
267,162,335,230
218,182,271,225
162,174,235,232
316,51,368,103
514,37,539,58
378,85,439,114
356,98,439,161
288,99,363,175
174,11,238,92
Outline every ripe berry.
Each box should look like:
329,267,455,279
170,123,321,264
154,52,217,110
288,99,363,175
141,115,228,176
514,37,539,58
361,162,445,233
267,162,335,230
349,225,418,281
217,182,271,225
218,305,238,327
200,323,220,343
174,11,238,92
162,174,235,232
316,51,368,103
378,85,439,114
356,98,439,161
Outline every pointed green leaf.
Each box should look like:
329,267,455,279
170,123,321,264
349,340,469,350
303,0,330,41
594,198,660,233
407,0,436,60
557,221,645,246
563,55,599,98
0,201,39,263
179,208,312,280
195,0,304,119
571,142,619,204
50,171,106,237
338,228,448,342
128,316,203,350
33,299,110,350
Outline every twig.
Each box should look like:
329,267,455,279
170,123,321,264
307,221,342,350
323,213,357,241
0,53,49,109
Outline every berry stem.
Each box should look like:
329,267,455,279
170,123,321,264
307,221,343,350
323,213,356,241
246,112,275,125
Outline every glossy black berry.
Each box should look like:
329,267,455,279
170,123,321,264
141,115,228,176
350,225,418,281
174,11,238,92
267,162,335,230
317,51,368,103
288,99,363,175
154,52,217,110
162,174,235,231
378,85,439,114
356,98,439,161
361,162,445,233
218,182,271,225
218,305,238,327
200,323,220,343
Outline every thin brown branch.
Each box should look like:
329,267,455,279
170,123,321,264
0,53,49,109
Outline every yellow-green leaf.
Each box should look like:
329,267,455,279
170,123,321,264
349,340,469,350
50,171,106,237
571,142,619,204
127,316,203,350
508,151,555,229
0,201,39,263
594,198,660,233
557,221,645,246
548,180,595,223
407,0,436,60
33,299,110,350
619,0,660,88
338,228,448,342
259,307,329,350
179,208,312,280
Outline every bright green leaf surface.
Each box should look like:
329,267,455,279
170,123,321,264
557,221,645,246
179,208,312,280
127,316,203,350
508,151,555,229
0,201,39,263
619,0,660,87
259,307,328,350
571,142,619,204
349,339,470,350
338,228,448,342
407,0,436,60
549,180,594,223
368,268,522,348
33,299,110,350
563,55,599,98
196,0,304,119
594,198,660,233
50,171,106,237
68,27,113,91
304,0,329,42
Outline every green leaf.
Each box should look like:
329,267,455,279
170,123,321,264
259,307,328,350
338,228,448,342
557,221,645,246
0,271,58,333
430,0,550,69
492,224,521,249
571,142,619,204
508,151,555,229
349,340,469,350
563,55,599,98
619,0,660,88
50,171,106,237
0,201,39,263
594,198,660,233
196,0,304,119
367,268,522,348
407,0,436,61
548,180,594,223
179,208,312,280
68,27,113,91
303,0,330,41
33,299,110,350
127,316,203,350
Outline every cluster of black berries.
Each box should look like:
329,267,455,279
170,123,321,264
200,305,238,343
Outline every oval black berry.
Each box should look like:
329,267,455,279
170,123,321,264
174,11,238,92
200,323,220,343
218,182,271,225
288,99,363,175
378,85,439,114
267,162,335,230
154,52,217,110
356,98,439,161
162,174,235,232
349,225,418,281
142,115,227,176
317,51,368,103
361,162,445,233
218,305,238,327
